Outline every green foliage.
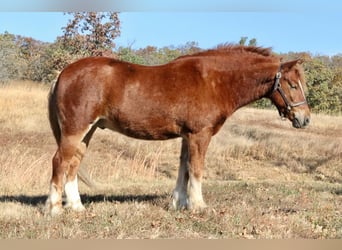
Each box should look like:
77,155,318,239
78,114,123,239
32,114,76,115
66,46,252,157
116,47,146,64
17,36,53,82
0,32,28,82
116,42,200,65
251,98,273,109
304,58,341,114
28,41,73,83
239,36,257,46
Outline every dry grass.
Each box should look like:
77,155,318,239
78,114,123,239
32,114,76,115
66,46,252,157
0,81,341,239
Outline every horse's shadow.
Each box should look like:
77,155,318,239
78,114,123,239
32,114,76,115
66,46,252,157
0,193,169,207
0,194,47,206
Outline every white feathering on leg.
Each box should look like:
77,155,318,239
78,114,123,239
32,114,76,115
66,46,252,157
64,176,85,212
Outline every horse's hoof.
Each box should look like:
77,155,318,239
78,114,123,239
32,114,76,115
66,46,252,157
64,201,86,212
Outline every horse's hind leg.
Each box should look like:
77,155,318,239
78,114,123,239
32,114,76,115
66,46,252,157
173,138,190,209
46,135,81,216
63,141,87,212
64,126,97,211
46,126,96,216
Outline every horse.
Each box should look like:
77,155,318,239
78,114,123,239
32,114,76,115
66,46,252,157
45,45,310,216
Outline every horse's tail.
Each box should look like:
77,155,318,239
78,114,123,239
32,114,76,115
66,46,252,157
48,79,61,146
77,168,98,189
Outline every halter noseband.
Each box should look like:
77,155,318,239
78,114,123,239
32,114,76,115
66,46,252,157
271,67,307,118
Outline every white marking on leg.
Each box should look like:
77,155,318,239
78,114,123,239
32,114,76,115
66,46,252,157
46,183,63,216
64,176,85,212
188,174,206,210
173,139,190,210
49,184,60,205
173,188,188,210
173,162,189,209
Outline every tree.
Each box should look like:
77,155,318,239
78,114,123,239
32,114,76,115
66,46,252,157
239,37,257,46
0,32,28,82
117,46,146,65
61,12,120,56
248,38,257,46
28,40,73,83
117,42,201,66
304,58,341,113
16,36,49,81
178,41,201,55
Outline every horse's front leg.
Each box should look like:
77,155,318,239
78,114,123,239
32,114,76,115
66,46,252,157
173,128,212,211
187,129,211,210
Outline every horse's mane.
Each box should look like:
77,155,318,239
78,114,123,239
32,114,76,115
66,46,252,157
176,44,274,60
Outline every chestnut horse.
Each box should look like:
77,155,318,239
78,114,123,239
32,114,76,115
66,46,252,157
46,45,310,215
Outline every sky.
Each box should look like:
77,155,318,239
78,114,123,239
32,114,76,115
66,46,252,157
0,1,341,56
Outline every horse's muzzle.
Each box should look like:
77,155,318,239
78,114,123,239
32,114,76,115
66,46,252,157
292,113,310,128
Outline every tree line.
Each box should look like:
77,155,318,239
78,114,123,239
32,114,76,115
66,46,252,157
0,13,341,114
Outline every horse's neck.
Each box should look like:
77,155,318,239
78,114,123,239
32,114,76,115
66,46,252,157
210,57,279,111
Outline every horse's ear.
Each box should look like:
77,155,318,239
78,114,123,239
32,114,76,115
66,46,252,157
297,58,304,64
282,59,303,70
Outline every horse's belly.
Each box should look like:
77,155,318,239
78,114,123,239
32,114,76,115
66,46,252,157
97,117,181,140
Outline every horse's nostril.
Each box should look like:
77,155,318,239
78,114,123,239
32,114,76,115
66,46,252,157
304,117,310,126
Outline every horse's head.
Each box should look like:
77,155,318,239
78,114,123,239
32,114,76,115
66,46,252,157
269,59,311,128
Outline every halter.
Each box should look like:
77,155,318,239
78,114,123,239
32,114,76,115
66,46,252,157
271,67,307,118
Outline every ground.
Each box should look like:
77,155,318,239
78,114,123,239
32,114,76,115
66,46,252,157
0,82,341,239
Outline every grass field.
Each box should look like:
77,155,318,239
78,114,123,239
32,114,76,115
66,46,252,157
0,81,341,239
